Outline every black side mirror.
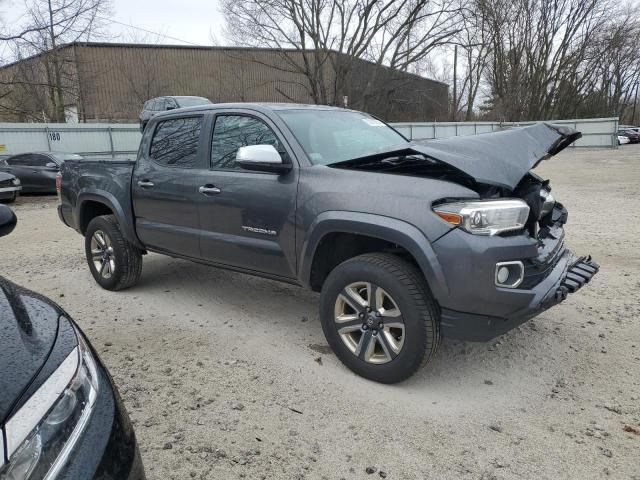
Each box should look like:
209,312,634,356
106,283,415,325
0,204,17,238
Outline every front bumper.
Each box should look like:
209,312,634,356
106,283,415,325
0,185,21,198
440,252,599,341
432,222,599,341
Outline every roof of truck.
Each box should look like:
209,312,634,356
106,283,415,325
153,102,356,119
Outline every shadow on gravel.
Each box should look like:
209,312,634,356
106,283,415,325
132,253,570,412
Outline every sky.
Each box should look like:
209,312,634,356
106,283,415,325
1,0,227,46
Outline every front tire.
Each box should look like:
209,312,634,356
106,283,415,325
85,215,143,291
320,253,440,383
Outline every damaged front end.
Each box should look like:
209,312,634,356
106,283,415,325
331,122,599,340
511,171,599,308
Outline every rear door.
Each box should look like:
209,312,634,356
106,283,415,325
27,154,58,192
132,114,207,258
196,110,299,279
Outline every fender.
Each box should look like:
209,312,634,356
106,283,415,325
76,190,144,249
298,211,449,301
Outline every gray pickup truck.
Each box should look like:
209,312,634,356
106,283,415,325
58,103,599,383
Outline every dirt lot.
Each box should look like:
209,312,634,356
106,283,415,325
1,147,639,480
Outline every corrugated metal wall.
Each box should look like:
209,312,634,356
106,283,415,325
0,123,141,158
0,117,620,159
390,118,620,148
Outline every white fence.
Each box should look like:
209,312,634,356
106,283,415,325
0,123,141,159
0,117,620,159
389,117,620,148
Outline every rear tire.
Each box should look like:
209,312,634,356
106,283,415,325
85,215,143,291
319,253,440,383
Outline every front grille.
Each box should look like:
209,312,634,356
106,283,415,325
0,178,13,188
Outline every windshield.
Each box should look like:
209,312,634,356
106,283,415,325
177,97,211,107
278,110,407,165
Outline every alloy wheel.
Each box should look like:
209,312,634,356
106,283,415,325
90,230,115,279
334,281,405,364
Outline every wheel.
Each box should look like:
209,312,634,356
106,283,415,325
85,215,143,291
320,253,440,383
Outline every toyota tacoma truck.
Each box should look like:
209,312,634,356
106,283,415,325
57,103,599,383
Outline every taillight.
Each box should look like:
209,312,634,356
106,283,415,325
56,172,62,199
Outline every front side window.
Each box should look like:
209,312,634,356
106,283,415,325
210,115,286,170
30,155,52,167
149,117,203,168
278,110,407,165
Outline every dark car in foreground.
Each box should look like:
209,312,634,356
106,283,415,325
0,169,21,203
0,206,145,478
139,96,211,132
0,152,82,194
58,103,599,383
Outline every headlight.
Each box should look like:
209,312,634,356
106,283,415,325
1,325,99,480
433,199,530,236
11,178,20,186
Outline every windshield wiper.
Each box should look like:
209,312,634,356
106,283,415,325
329,148,426,168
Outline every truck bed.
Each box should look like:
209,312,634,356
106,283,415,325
58,158,139,245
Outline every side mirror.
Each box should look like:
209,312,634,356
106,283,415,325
45,162,59,170
166,105,177,111
0,204,17,238
236,145,292,174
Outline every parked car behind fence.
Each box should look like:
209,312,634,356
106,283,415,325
0,152,83,194
139,96,212,132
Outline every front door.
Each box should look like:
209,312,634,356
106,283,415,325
197,112,298,279
132,115,206,258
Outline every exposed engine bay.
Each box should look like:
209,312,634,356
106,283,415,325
330,122,580,244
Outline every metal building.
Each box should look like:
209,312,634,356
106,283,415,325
0,42,448,123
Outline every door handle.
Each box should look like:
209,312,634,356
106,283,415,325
137,180,155,188
199,185,221,195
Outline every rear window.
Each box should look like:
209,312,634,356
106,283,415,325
177,97,211,108
149,117,203,167
6,155,29,166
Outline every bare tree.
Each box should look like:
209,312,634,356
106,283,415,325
222,0,463,112
476,0,615,121
1,0,111,122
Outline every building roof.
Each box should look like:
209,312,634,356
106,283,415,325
0,41,447,86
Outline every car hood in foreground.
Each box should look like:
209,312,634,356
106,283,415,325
332,123,581,191
0,277,61,422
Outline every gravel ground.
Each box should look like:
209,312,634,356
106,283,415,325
1,147,639,480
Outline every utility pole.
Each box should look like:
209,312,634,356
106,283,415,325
632,81,639,126
452,45,457,122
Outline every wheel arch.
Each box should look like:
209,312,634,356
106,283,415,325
77,190,142,248
299,211,449,300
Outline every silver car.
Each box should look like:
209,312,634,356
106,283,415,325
139,96,211,132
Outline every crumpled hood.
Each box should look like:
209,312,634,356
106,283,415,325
410,123,581,190
0,277,60,422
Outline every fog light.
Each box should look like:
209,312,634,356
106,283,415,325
497,266,509,284
495,261,524,288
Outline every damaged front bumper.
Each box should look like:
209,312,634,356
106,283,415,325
432,223,599,342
